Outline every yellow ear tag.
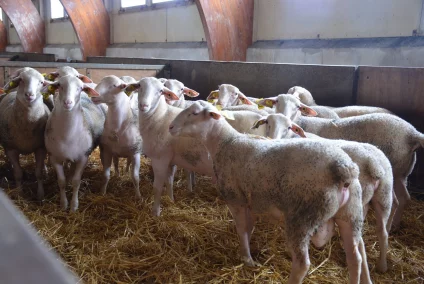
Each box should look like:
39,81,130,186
125,90,133,96
208,90,219,100
42,92,51,100
252,119,266,129
265,100,274,108
255,98,265,109
47,85,57,94
220,110,235,120
215,104,223,111
41,73,47,77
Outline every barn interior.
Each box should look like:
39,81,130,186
0,0,423,283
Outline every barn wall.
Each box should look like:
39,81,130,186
249,0,424,67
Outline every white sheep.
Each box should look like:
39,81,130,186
44,75,106,212
168,101,368,284
160,78,200,109
287,86,392,118
206,84,254,108
0,67,50,200
269,96,421,231
125,77,215,216
257,113,393,272
91,75,142,199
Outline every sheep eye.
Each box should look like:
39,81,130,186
193,112,198,116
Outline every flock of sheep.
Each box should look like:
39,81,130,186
0,66,423,284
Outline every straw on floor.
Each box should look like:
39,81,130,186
1,149,423,283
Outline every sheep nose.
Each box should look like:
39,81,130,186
139,104,149,110
65,100,72,105
169,125,174,130
25,92,34,98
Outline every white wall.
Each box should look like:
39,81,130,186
253,0,423,41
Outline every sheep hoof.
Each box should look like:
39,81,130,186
242,257,260,267
376,261,388,273
152,207,161,217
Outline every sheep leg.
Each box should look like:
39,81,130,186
113,156,120,176
191,171,196,186
34,148,46,201
371,197,390,273
392,177,410,231
100,149,113,195
285,230,311,284
311,218,335,248
165,165,177,201
51,156,67,210
6,149,23,193
70,156,88,212
125,158,131,173
185,169,193,192
131,153,141,199
227,203,256,266
151,159,168,216
387,192,399,232
336,219,363,284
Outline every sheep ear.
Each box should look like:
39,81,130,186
299,103,317,116
237,93,253,105
162,87,179,101
290,123,306,137
83,86,100,97
219,110,235,120
257,98,277,108
183,87,199,97
209,111,221,120
206,90,219,100
0,88,5,95
41,82,60,98
125,83,140,95
251,118,267,129
117,83,127,90
45,72,59,81
78,74,93,83
3,77,22,93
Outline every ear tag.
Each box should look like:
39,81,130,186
265,100,275,108
220,110,235,120
215,104,223,111
42,92,51,100
207,90,219,100
255,98,265,109
125,90,133,96
47,85,57,94
251,119,267,129
208,99,217,104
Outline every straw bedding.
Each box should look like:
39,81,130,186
1,149,423,283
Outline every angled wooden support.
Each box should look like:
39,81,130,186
60,0,110,61
0,20,6,51
0,0,45,53
195,0,254,61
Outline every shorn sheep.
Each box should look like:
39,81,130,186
0,67,50,200
91,75,142,199
169,101,368,284
263,95,422,230
206,84,253,108
125,77,215,216
256,113,393,272
44,75,106,212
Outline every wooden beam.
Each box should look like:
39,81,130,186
0,0,45,53
195,0,254,61
0,20,6,51
60,0,110,61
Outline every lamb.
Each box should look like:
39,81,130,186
91,76,142,199
159,79,200,109
287,86,392,118
0,67,50,200
227,110,305,138
268,95,420,230
206,84,254,108
258,113,393,272
44,75,105,212
257,95,339,119
168,102,368,284
126,77,215,216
